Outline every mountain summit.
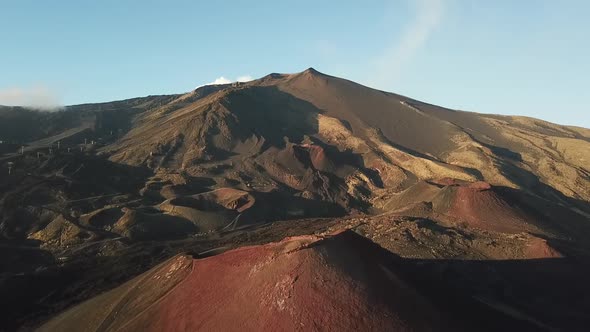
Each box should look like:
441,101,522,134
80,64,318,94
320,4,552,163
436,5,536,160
1,68,589,330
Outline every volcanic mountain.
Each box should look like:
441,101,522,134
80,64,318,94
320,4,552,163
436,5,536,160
38,230,542,332
14,68,588,243
1,68,590,330
102,68,590,205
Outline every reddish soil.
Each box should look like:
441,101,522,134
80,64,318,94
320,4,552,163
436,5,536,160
41,231,453,331
433,182,536,233
525,236,563,258
130,231,448,331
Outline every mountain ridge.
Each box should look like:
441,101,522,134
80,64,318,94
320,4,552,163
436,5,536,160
1,68,590,330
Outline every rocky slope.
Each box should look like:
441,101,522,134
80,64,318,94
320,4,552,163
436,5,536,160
1,68,589,330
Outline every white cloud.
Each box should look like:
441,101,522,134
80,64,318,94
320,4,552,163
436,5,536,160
209,76,233,85
199,75,254,88
236,75,253,82
371,0,445,87
0,85,62,111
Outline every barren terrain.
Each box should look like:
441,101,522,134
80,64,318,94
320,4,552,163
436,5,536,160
1,68,589,331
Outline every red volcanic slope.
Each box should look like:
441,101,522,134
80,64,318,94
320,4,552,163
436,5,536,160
525,237,562,258
40,231,454,332
432,181,537,233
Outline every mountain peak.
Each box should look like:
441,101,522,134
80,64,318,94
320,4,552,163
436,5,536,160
302,67,322,75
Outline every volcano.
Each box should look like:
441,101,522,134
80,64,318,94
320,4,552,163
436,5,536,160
38,230,539,332
1,68,589,331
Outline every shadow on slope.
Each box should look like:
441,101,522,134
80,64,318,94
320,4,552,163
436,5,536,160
28,231,590,332
398,256,590,331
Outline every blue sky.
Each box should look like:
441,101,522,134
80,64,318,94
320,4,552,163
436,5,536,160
1,0,588,128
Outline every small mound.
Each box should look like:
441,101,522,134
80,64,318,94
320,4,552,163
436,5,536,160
39,231,455,332
114,208,196,240
29,216,98,247
204,188,256,212
432,182,536,233
160,188,255,213
157,188,256,231
157,203,236,232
